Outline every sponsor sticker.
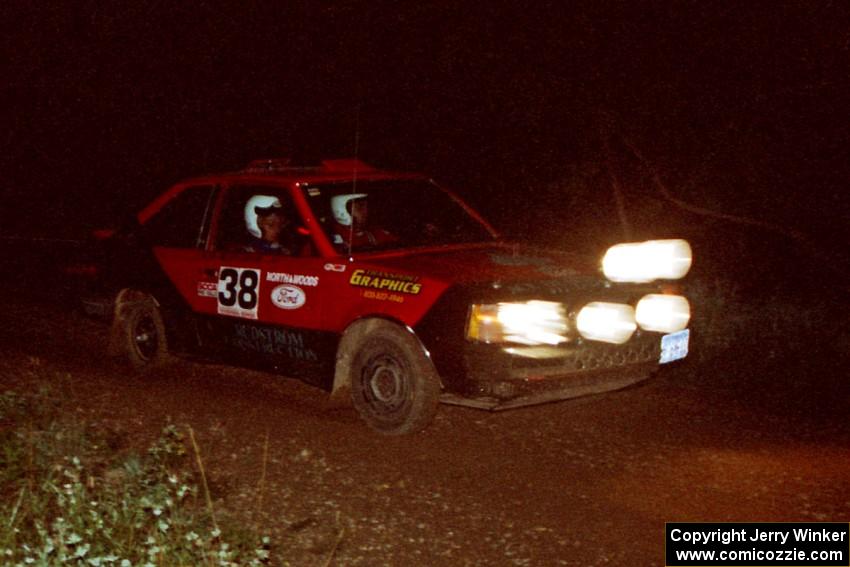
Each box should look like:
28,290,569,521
197,281,217,298
266,272,319,286
227,322,317,361
323,263,347,272
349,269,422,295
271,284,306,310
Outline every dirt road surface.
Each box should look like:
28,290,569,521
1,298,848,566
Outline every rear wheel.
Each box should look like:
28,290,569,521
117,298,169,371
350,322,440,435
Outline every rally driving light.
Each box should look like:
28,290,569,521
602,239,693,283
636,294,691,333
467,301,568,345
576,302,637,344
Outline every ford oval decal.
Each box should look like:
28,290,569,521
271,284,306,310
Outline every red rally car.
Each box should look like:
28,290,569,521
88,158,693,434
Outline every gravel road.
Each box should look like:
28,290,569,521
1,298,847,566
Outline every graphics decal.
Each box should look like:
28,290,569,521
217,267,260,319
271,284,306,310
266,272,319,286
349,269,422,295
323,263,346,272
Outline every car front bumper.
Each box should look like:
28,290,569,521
442,331,669,410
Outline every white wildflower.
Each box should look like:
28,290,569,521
74,543,90,558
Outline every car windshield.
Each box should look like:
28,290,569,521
303,179,497,253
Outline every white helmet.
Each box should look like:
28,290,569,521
330,193,367,227
244,194,284,238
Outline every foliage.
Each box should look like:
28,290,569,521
0,389,271,566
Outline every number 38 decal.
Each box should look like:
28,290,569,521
217,267,260,319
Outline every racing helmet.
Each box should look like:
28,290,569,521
244,194,284,238
330,193,367,227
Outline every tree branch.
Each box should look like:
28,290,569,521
619,134,850,278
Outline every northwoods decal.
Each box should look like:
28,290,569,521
266,272,319,286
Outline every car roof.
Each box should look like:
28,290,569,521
204,158,424,186
138,158,426,225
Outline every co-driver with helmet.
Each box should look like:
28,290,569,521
330,193,396,250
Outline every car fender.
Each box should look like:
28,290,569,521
329,315,439,406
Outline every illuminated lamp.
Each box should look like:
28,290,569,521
602,239,693,283
467,301,568,345
575,302,637,344
636,294,691,333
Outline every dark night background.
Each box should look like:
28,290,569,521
1,5,848,560
2,1,849,284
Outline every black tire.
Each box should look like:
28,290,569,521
118,299,169,371
350,323,440,435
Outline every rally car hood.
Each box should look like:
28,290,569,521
358,242,602,289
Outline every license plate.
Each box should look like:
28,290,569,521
659,329,689,364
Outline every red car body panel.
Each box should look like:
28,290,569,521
91,158,690,416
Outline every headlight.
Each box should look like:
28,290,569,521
576,302,636,344
602,239,693,283
467,301,568,345
636,294,690,333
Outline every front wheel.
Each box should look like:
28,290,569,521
350,322,440,435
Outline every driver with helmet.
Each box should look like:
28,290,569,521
243,194,295,254
330,193,396,249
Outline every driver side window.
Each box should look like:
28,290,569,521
214,185,311,256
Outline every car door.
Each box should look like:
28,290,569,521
139,182,219,351
193,182,336,383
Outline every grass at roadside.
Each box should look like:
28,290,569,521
0,380,272,566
